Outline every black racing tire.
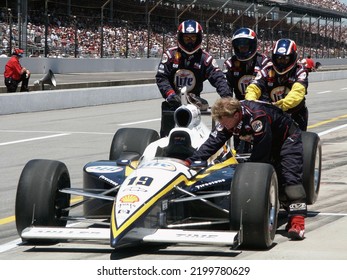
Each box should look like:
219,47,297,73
302,131,322,205
109,128,160,160
230,162,279,250
15,159,71,244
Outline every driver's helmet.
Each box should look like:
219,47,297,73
272,39,298,75
231,28,257,61
177,20,203,55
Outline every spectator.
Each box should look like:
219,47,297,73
4,48,31,92
305,55,315,72
0,50,7,57
30,50,41,57
298,55,306,66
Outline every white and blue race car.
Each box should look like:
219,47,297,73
15,90,322,250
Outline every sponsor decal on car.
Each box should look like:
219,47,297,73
99,175,119,187
86,166,123,173
192,179,226,190
138,161,176,171
120,194,139,203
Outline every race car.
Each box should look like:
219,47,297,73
15,90,322,250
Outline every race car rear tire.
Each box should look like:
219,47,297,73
109,128,160,160
15,159,71,244
302,131,322,205
230,162,279,249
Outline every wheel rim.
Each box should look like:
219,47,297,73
268,174,278,233
313,145,321,194
54,173,70,221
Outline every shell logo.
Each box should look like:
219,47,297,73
120,194,139,203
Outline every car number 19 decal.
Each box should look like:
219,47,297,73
127,176,153,187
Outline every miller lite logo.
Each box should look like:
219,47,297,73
238,75,254,96
251,120,263,133
270,86,290,102
174,69,196,92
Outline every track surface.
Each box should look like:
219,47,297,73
0,78,347,262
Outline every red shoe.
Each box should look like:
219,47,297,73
287,215,305,240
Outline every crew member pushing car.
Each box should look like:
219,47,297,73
186,97,307,240
245,39,309,131
156,19,232,137
223,27,270,153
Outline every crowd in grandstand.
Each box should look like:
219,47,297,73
293,0,347,12
0,0,347,59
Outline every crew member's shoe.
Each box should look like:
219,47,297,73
287,215,305,240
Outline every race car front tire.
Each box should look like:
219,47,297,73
15,159,71,244
230,162,279,250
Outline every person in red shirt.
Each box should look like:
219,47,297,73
304,55,315,72
4,48,31,92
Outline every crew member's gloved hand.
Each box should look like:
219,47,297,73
188,93,209,111
183,159,192,167
166,93,181,107
187,160,208,169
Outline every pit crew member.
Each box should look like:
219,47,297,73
156,19,232,137
245,39,309,131
186,97,307,240
223,27,270,152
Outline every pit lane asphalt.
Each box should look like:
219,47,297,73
0,78,346,262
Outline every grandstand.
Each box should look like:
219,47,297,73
1,0,347,59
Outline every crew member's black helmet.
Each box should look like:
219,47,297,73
177,20,203,55
272,39,298,74
231,28,258,61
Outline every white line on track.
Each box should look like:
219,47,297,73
0,133,70,146
316,90,332,94
317,124,347,137
312,212,347,216
119,118,161,126
0,238,21,253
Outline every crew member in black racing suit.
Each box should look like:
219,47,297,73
156,19,232,137
186,97,307,240
223,28,270,153
245,38,309,131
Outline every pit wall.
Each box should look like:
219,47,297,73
0,58,346,115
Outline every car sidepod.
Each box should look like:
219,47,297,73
83,160,134,217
